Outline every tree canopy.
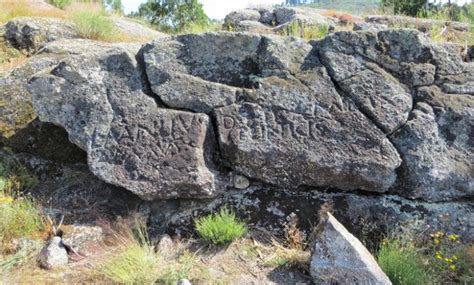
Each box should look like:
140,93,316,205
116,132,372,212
136,0,209,32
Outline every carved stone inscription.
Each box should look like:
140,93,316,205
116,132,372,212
89,110,216,201
215,103,401,192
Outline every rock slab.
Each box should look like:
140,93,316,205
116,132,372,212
310,213,391,285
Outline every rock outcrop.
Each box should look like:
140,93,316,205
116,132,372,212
365,15,470,32
310,213,392,284
21,29,472,203
0,11,471,246
224,7,337,33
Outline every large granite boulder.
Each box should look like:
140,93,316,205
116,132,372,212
27,41,217,200
223,7,336,33
23,29,472,204
365,15,470,32
0,40,94,162
391,86,473,201
143,33,401,193
4,17,78,51
319,29,473,201
310,213,391,284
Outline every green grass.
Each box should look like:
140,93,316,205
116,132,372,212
0,158,42,247
70,11,117,41
195,208,247,246
178,22,222,35
278,21,329,40
377,239,431,285
99,222,161,284
0,197,44,248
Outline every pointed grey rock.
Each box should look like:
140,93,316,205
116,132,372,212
310,213,391,285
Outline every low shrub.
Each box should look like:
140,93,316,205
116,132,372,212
377,239,431,285
195,208,247,245
427,231,474,283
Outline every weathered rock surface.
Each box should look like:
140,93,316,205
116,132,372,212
62,224,104,255
28,42,217,200
365,15,470,32
11,26,471,205
223,7,336,33
310,213,392,284
391,86,473,201
143,32,401,193
38,236,68,269
4,17,78,51
0,40,93,162
110,16,168,41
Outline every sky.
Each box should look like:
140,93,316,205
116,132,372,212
122,0,281,19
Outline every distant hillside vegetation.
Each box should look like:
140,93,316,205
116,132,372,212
286,0,381,15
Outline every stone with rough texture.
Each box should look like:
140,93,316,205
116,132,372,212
27,43,216,200
310,213,392,285
38,236,68,269
223,7,336,33
143,32,401,193
143,33,261,113
0,40,96,162
391,86,473,201
62,224,103,254
365,15,469,32
20,28,472,204
224,9,262,28
4,17,78,51
111,16,168,41
232,174,250,189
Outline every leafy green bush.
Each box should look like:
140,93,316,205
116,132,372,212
47,0,72,10
195,208,247,246
71,11,117,41
377,239,431,285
